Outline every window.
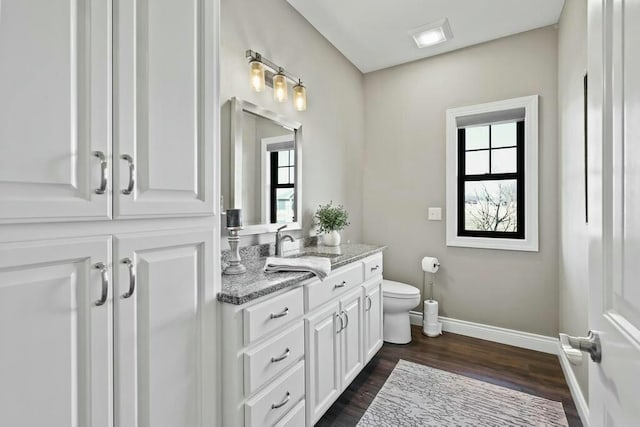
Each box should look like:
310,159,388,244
270,149,296,223
458,121,524,238
446,95,538,251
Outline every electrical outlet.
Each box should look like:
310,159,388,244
428,207,442,221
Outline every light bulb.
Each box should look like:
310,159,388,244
293,82,307,111
249,60,265,92
273,72,288,103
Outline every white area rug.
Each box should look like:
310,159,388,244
357,360,569,427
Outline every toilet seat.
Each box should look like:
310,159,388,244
382,280,420,299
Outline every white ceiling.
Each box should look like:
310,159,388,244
285,0,565,73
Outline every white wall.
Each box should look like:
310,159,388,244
558,0,589,400
220,0,365,245
362,27,560,336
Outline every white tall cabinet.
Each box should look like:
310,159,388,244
0,0,220,426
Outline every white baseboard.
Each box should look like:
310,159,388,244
409,311,558,354
557,342,590,427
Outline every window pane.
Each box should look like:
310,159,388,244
278,150,290,166
288,149,295,166
464,180,518,232
275,188,295,223
492,122,517,148
278,167,289,184
289,166,295,183
491,147,517,173
465,126,489,150
466,150,489,175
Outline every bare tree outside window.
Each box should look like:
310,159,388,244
465,181,518,232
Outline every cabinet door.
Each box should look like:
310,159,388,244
114,0,215,218
114,229,215,427
0,237,112,427
305,302,341,426
0,0,111,222
364,279,383,362
339,287,364,388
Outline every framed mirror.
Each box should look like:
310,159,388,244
224,97,302,235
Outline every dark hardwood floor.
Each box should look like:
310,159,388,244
317,325,582,427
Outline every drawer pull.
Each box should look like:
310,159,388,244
334,281,347,289
271,392,291,410
94,262,109,306
371,265,380,272
270,348,291,363
366,295,372,312
270,307,289,319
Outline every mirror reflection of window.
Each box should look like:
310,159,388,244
270,148,296,224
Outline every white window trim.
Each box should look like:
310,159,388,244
445,95,539,252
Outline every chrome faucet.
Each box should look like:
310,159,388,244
275,224,295,256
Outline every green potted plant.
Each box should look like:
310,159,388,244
315,202,350,246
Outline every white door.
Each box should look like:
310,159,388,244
588,0,640,424
305,302,341,426
339,287,364,388
364,279,383,363
113,0,215,218
0,0,111,222
113,229,215,427
0,237,112,427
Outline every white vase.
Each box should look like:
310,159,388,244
323,230,341,247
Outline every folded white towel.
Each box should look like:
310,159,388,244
264,256,332,280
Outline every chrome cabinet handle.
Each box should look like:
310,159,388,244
93,151,108,195
270,348,291,363
366,295,372,312
341,310,349,330
121,154,135,195
271,392,290,410
334,280,347,289
94,262,109,306
370,265,380,272
121,258,136,298
336,312,344,334
270,307,289,319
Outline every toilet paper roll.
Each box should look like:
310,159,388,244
425,313,439,324
421,257,440,273
424,300,439,315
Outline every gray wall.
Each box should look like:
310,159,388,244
558,0,589,399
362,27,560,337
220,0,365,245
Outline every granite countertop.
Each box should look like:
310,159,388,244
218,243,385,305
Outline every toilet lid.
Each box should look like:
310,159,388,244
382,280,420,299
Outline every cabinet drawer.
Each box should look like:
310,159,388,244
274,401,305,427
306,263,363,311
244,322,305,396
244,287,304,344
363,254,383,282
245,360,305,427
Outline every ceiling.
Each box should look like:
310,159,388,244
285,0,565,73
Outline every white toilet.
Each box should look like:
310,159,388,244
382,279,421,344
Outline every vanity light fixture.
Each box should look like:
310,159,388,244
411,18,453,48
249,59,265,92
246,50,307,111
273,69,288,103
293,80,307,112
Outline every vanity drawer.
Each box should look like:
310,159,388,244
363,254,383,281
244,322,305,396
244,360,305,427
274,400,305,427
306,263,363,311
244,287,304,344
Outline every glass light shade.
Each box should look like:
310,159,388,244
293,83,307,111
273,73,288,102
249,60,265,92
